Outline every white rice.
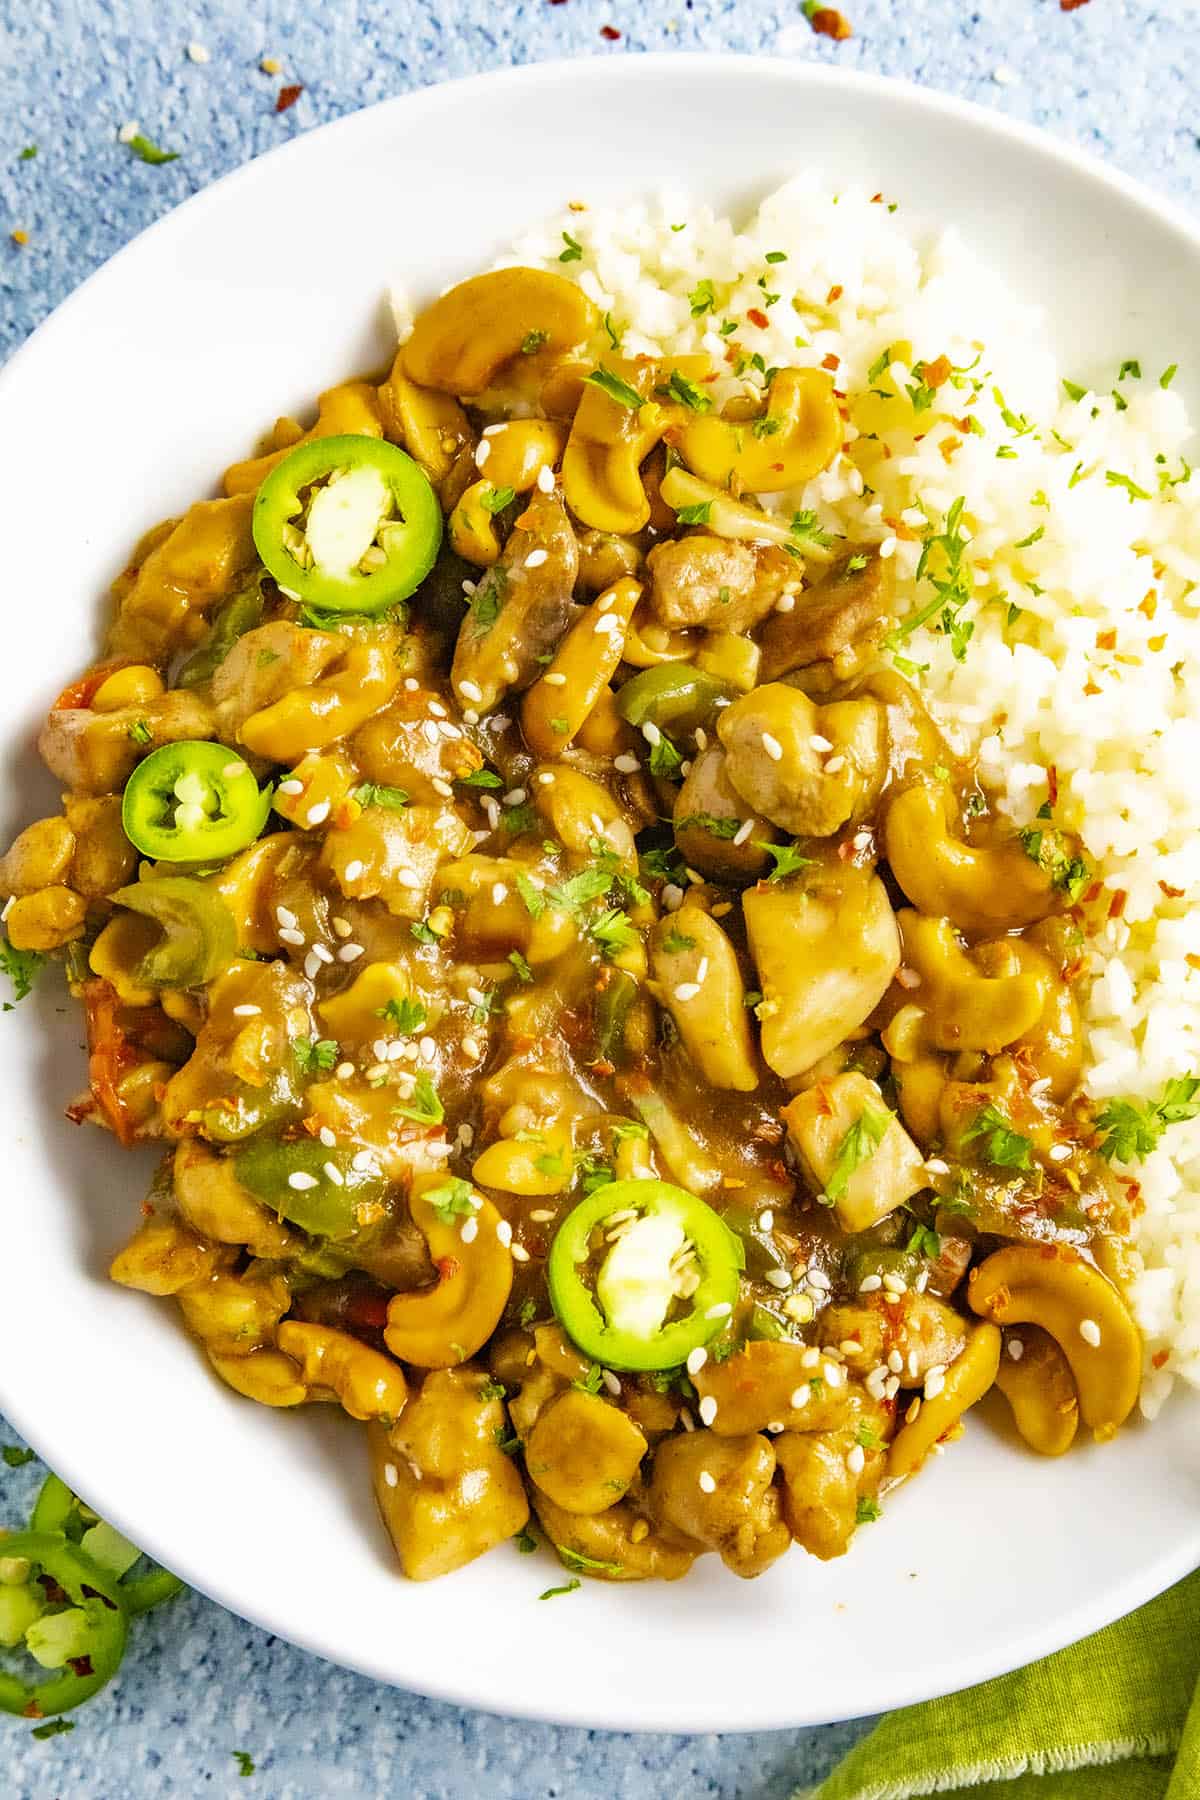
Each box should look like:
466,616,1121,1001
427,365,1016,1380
487,175,1200,1416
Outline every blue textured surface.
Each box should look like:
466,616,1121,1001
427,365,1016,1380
2,3,1198,1795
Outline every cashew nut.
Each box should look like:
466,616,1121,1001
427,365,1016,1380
678,367,842,492
222,381,383,497
649,907,757,1092
521,578,641,757
383,1173,513,1368
377,364,472,482
240,636,404,763
897,911,1050,1054
968,1244,1140,1437
561,358,711,534
277,1321,408,1423
884,783,1056,934
886,1320,1002,1480
403,267,598,395
994,1325,1079,1456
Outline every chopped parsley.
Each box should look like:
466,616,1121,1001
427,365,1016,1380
376,996,426,1034
662,370,712,412
589,907,639,959
127,717,153,746
661,928,697,955
751,414,783,439
906,1223,941,1260
757,841,812,882
549,716,570,736
1017,828,1089,901
586,367,644,410
1105,469,1152,502
503,802,539,836
884,494,973,668
355,782,408,810
515,872,547,918
559,231,583,263
480,484,516,516
32,1719,75,1740
789,509,836,548
674,501,713,526
603,311,621,349
127,133,179,165
539,1578,582,1599
521,329,549,354
855,1497,882,1525
824,1106,892,1203
676,812,739,839
1118,359,1142,382
457,767,503,790
425,1177,478,1223
232,1753,255,1778
292,1037,338,1075
410,918,440,946
393,1072,443,1125
611,1119,649,1143
469,577,503,635
2,1444,34,1467
0,938,45,1006
1161,364,1178,390
1062,378,1088,403
1014,525,1044,550
649,733,684,780
856,1421,882,1450
867,346,893,384
514,1527,538,1554
518,1296,538,1328
507,949,534,983
573,1363,605,1395
548,866,615,913
963,1103,1034,1171
576,1152,614,1195
556,1545,624,1576
688,278,716,316
19,145,37,161
1096,1076,1200,1163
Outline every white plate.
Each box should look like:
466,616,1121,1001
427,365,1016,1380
2,55,1199,1734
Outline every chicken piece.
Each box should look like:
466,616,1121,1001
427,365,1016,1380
757,548,893,684
672,746,778,882
108,494,258,663
350,690,484,802
38,690,215,796
782,1071,926,1232
530,1488,698,1582
775,1405,888,1560
817,1290,968,1382
717,682,886,839
211,622,343,741
451,490,580,712
319,803,472,919
649,1430,791,1578
646,536,796,635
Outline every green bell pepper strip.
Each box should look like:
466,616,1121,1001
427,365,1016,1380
0,1532,127,1718
252,435,442,615
28,1477,184,1618
175,580,265,689
615,665,733,737
122,742,272,864
235,1135,388,1241
547,1179,743,1372
110,877,238,987
595,967,639,1066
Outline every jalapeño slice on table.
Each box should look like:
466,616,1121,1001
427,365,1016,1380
121,741,272,863
252,434,443,614
0,1531,129,1717
547,1178,743,1372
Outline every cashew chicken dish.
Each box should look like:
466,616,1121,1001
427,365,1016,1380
4,251,1153,1591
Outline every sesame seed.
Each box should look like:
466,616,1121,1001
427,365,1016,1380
697,1394,718,1426
537,771,556,785
923,1158,950,1176
492,882,508,904
789,1386,808,1409
761,732,783,762
483,422,508,437
431,778,454,799
337,943,364,963
525,549,549,569
641,720,662,746
1049,1142,1073,1163
1079,1318,1102,1347
278,780,304,797
394,868,422,889
662,883,684,911
458,680,484,706
731,818,755,846
323,1161,344,1186
461,1216,479,1243
117,121,140,144
706,1302,732,1320
288,1172,318,1190
386,1041,406,1062
404,677,420,692
303,953,321,979
319,1126,336,1148
512,1244,531,1263
383,1462,398,1488
310,943,333,965
529,1208,555,1223
907,1350,919,1378
231,1003,261,1017
613,752,639,774
758,1209,774,1231
896,966,922,990
372,1038,389,1063
697,1470,717,1495
475,440,491,468
428,700,448,719
438,721,463,740
880,536,898,559
882,1272,908,1295
462,1036,482,1059
418,1036,436,1060
765,1268,792,1290
600,1368,622,1397
686,1346,707,1375
775,593,796,613
824,755,847,774
351,1150,373,1172
806,1267,831,1292
858,1273,883,1294
924,1369,946,1399
422,721,440,745
541,671,568,688
884,1374,901,1399
187,39,211,62
331,916,352,938
1029,1075,1053,1095
1007,1338,1025,1362
504,788,527,806
335,1061,355,1079
809,735,833,753
801,1347,821,1369
457,1123,475,1147
306,801,331,826
673,981,701,1002
537,464,556,493
847,1445,866,1475
278,926,305,947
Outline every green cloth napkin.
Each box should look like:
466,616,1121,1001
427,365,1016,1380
804,1571,1200,1800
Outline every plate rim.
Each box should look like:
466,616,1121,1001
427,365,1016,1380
2,51,1199,1733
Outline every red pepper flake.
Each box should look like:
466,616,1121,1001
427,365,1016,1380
1083,679,1102,696
1139,589,1158,619
1060,0,1090,9
826,283,843,304
939,436,962,463
1152,1348,1170,1369
1046,765,1059,807
821,351,840,372
1188,954,1200,972
1108,889,1127,920
806,5,853,40
1095,627,1117,650
68,1656,94,1679
1148,633,1167,653
600,23,621,38
870,191,884,204
746,307,770,330
1159,880,1185,899
923,354,952,389
275,83,303,113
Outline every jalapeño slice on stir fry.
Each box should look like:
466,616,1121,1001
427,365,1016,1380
548,1180,743,1371
252,434,442,614
121,742,272,862
0,1532,128,1718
